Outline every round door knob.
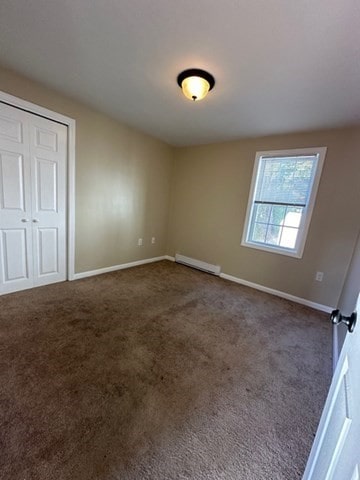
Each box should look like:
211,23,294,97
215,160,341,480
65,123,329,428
32,219,39,223
21,218,29,223
331,309,357,333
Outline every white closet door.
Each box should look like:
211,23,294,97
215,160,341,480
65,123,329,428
0,103,33,293
29,115,67,287
0,102,67,294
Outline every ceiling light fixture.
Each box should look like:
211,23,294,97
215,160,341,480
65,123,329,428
177,69,215,102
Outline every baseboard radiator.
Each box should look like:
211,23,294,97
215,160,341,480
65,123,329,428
175,254,221,276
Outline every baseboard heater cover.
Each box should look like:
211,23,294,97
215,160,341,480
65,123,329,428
175,254,221,276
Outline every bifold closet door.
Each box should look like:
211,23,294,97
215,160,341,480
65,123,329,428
29,113,67,287
0,104,33,293
0,102,67,294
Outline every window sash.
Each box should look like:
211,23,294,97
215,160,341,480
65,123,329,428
254,155,318,206
248,202,304,250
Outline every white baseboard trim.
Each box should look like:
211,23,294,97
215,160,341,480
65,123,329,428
220,272,334,313
73,256,168,280
164,255,175,261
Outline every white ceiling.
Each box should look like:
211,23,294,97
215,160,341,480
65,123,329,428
0,0,359,146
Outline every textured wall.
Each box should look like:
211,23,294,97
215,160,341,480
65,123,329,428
168,128,360,307
338,229,360,315
0,65,173,273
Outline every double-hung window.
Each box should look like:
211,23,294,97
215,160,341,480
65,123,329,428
242,147,326,258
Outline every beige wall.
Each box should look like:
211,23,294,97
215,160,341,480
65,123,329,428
0,66,173,273
168,129,360,307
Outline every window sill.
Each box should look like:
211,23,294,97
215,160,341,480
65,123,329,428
241,240,303,258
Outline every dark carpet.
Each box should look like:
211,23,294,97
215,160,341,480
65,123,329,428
0,260,332,479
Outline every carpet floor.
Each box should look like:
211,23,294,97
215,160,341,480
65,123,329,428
0,260,331,479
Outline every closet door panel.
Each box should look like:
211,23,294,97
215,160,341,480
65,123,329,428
1,229,29,282
0,104,33,293
29,115,67,287
36,227,59,276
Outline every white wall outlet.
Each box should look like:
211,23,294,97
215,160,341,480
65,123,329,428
315,271,324,282
137,238,143,246
151,237,156,244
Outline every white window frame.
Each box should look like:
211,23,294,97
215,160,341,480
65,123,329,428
241,147,327,258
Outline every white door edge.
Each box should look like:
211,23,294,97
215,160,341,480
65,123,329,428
303,293,360,479
0,90,76,282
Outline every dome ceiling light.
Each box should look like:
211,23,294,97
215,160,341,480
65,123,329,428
177,68,215,102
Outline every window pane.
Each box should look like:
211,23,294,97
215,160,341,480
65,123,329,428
250,203,302,248
255,155,317,205
270,205,286,226
255,204,271,223
279,227,298,249
266,225,281,245
252,222,267,243
283,207,302,227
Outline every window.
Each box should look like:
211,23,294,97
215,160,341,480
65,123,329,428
242,147,326,258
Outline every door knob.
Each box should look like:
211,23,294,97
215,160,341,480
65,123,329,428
21,218,29,223
32,219,39,223
331,309,357,333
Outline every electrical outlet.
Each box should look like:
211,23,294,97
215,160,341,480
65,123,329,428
137,238,143,246
151,237,156,244
315,271,324,282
